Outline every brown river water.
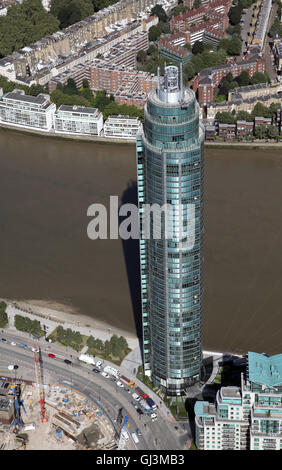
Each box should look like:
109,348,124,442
0,128,282,355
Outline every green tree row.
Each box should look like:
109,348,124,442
215,101,281,124
0,75,47,96
54,325,83,351
0,302,8,328
87,333,129,360
14,315,44,336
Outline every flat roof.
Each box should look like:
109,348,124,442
4,91,47,105
194,400,216,417
248,352,282,387
58,105,100,115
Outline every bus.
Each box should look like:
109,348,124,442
120,375,135,388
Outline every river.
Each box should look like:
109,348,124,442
0,128,281,355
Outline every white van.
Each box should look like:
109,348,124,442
122,430,129,441
131,432,139,444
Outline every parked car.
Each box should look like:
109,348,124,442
136,428,142,437
136,408,144,415
101,372,109,378
13,365,19,369
132,392,141,401
131,400,138,409
48,353,55,358
92,368,100,373
151,413,157,422
64,359,72,365
116,381,124,388
1,338,7,343
18,343,28,349
10,342,16,346
96,360,103,368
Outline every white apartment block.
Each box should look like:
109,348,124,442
0,89,55,131
54,105,103,136
103,115,141,139
195,352,282,450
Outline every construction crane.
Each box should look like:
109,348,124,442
33,345,48,423
13,385,26,431
117,415,129,450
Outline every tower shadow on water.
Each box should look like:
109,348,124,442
119,179,143,342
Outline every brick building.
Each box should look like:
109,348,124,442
194,53,265,106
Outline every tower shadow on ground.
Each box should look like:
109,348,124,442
119,180,143,345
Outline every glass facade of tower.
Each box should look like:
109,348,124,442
136,66,204,395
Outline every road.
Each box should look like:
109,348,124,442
262,2,278,81
0,332,191,451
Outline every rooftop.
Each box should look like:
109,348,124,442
248,352,282,388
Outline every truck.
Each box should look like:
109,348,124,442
103,365,120,379
139,399,151,414
135,386,149,400
146,397,157,410
120,375,135,388
78,354,95,366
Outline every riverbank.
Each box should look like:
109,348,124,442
2,298,139,351
204,141,282,150
1,122,282,150
0,123,136,145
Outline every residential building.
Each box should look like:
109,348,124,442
54,105,103,135
205,124,216,140
273,39,282,78
136,65,204,396
103,115,141,138
236,120,254,137
194,53,265,106
0,89,55,131
159,32,193,65
195,352,282,450
218,122,236,139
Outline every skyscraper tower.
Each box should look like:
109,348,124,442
136,65,204,396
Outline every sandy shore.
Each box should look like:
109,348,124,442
2,297,139,349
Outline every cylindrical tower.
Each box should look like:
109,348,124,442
136,65,205,396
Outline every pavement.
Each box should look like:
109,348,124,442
6,302,139,350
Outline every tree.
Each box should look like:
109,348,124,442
50,0,93,29
149,24,161,42
255,125,267,139
193,0,201,9
267,125,278,140
137,49,147,65
192,40,204,55
215,111,236,124
82,79,90,88
0,0,59,57
269,18,282,38
236,110,252,121
251,72,268,85
228,5,242,26
0,302,8,328
184,62,195,81
251,102,270,118
151,4,167,22
236,70,251,86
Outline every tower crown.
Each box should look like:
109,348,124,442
157,65,184,104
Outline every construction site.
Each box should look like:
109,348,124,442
0,380,118,450
0,346,118,450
